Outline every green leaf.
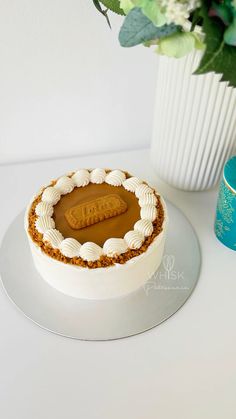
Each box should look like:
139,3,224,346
135,0,166,26
158,32,202,58
120,0,135,14
224,16,236,46
209,1,232,25
119,7,179,47
100,0,125,15
93,0,105,13
192,32,205,50
195,3,236,87
191,8,203,31
92,0,112,27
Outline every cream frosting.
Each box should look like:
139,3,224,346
124,230,144,249
135,184,153,198
55,176,75,195
140,205,157,222
105,170,126,186
35,216,55,234
60,238,81,258
103,238,128,257
35,201,54,217
27,224,167,299
72,169,90,187
122,177,142,192
139,194,157,207
42,187,61,205
134,219,154,237
90,168,106,184
79,242,103,262
43,229,64,249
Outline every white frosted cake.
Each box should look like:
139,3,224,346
25,168,167,299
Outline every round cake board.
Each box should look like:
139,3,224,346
0,201,201,341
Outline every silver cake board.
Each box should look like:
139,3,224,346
0,201,201,340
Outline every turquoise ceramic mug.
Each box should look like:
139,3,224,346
214,156,236,251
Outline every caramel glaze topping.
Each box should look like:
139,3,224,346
53,183,141,246
27,179,164,269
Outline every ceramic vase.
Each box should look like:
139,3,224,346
151,50,236,191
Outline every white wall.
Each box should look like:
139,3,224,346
0,0,157,164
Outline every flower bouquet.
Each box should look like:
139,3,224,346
93,0,236,86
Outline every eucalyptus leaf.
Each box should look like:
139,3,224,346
119,7,179,47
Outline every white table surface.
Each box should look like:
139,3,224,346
0,149,235,419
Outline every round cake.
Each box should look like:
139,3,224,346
25,168,168,299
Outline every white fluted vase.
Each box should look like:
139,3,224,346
151,50,236,191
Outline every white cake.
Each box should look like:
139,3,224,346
25,169,167,299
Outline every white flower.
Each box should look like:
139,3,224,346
160,0,200,28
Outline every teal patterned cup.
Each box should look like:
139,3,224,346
214,156,236,251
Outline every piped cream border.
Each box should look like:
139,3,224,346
29,169,163,262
